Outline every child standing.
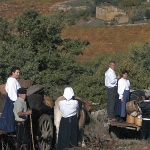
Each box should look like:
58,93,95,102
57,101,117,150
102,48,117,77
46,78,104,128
13,88,32,150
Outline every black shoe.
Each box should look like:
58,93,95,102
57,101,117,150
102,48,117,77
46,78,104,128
116,116,121,122
119,118,125,123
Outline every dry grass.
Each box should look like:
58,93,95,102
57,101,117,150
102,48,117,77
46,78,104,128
62,24,150,57
0,0,66,18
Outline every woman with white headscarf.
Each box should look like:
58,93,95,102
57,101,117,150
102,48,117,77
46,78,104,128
57,87,79,150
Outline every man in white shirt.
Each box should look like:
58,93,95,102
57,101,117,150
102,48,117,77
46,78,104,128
105,61,120,121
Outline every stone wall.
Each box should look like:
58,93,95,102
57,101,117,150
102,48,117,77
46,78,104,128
96,4,129,23
114,14,129,24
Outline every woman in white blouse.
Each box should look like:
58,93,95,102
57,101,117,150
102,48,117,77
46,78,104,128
57,87,79,150
118,70,130,122
0,66,21,132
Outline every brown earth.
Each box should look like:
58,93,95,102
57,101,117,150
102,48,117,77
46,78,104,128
62,24,150,58
0,0,66,18
1,0,150,60
67,110,150,150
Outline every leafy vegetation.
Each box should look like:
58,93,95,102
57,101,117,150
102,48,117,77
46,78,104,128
128,42,150,89
0,10,88,99
131,10,144,22
0,7,150,107
119,0,144,7
145,9,150,19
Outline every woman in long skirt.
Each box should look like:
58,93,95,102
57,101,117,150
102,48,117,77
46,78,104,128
117,70,130,122
0,66,21,132
57,87,79,150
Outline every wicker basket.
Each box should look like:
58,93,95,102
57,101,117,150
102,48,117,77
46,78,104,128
126,100,138,115
126,114,135,124
134,117,142,126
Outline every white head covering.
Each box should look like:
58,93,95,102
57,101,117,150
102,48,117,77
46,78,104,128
63,87,74,101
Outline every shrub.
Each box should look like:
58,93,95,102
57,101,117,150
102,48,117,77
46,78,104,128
0,10,88,100
145,9,150,19
128,42,150,89
131,10,144,22
120,0,143,7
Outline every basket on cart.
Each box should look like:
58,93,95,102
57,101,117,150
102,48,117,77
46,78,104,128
126,114,135,124
134,116,142,126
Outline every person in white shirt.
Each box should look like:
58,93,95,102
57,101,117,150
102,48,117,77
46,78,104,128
0,66,21,132
117,70,130,122
57,87,79,150
105,61,120,121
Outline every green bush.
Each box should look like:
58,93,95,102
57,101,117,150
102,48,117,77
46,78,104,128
145,9,150,19
120,0,143,7
131,10,144,22
0,10,88,99
128,42,150,89
0,9,149,106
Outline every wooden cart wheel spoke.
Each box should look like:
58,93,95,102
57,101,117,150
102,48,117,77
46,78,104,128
38,114,53,150
40,139,50,150
44,120,49,131
41,120,51,133
46,121,50,130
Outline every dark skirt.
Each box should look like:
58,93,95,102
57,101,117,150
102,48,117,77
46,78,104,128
0,96,15,132
57,114,78,150
115,90,130,117
121,90,130,117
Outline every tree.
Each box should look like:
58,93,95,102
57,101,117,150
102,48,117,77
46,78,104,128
128,42,150,89
145,9,150,19
0,9,88,100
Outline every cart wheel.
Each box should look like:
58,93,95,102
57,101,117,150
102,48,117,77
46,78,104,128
0,134,16,150
38,114,53,150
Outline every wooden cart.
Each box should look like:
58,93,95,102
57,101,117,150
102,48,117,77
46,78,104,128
0,80,54,150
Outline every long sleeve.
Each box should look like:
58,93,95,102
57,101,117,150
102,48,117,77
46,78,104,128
5,77,21,101
105,68,117,87
118,79,125,99
118,78,130,99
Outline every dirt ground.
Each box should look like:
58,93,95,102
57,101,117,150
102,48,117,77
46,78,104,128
69,109,150,150
1,109,150,149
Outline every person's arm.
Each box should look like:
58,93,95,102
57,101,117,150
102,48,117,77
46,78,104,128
14,101,32,117
128,80,130,88
118,79,125,101
18,110,32,116
5,78,21,101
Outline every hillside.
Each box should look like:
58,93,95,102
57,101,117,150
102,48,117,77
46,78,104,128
62,24,150,58
0,1,150,150
0,0,66,17
1,0,150,59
